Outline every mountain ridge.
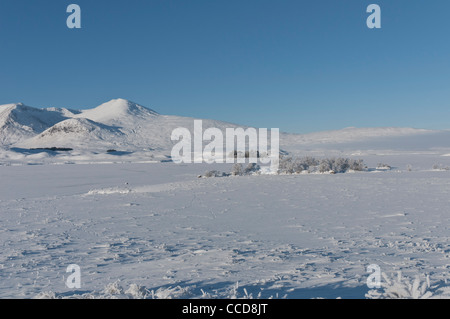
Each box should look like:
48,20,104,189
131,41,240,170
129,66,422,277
0,99,447,164
0,103,69,145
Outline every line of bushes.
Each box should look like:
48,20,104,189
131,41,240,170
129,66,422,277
200,155,366,178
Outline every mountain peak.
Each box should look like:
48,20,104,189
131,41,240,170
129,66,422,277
0,103,27,113
75,99,158,125
99,98,158,114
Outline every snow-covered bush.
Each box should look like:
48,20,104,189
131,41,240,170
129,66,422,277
349,159,365,171
278,156,297,174
301,156,320,167
150,285,193,299
103,281,124,295
318,158,333,173
125,284,148,299
230,163,261,176
244,163,261,175
365,272,450,299
377,163,391,170
317,157,364,173
231,163,244,176
209,155,365,177
203,170,227,178
279,156,321,174
228,150,259,160
279,155,365,174
333,157,350,173
33,291,57,299
432,163,450,171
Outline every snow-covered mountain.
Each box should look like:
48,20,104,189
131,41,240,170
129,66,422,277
1,99,247,163
27,118,126,149
0,103,71,146
74,99,159,126
1,98,449,164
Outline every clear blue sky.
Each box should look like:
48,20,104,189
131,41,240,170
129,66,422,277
1,0,449,133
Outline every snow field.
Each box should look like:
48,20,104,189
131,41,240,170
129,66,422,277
0,162,449,298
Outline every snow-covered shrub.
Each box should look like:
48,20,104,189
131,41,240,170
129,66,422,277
279,156,365,174
366,272,436,299
33,291,57,299
377,163,391,170
103,281,124,295
230,163,261,176
125,284,148,299
278,156,296,174
333,157,350,173
231,163,244,176
223,155,365,176
349,159,365,171
278,156,319,174
244,163,261,175
432,163,450,171
318,157,364,173
318,158,333,173
203,170,227,178
229,150,259,160
224,282,287,299
301,156,320,167
150,285,193,299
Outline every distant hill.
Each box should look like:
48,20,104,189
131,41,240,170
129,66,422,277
0,98,448,164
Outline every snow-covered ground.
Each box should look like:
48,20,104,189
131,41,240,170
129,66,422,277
1,160,449,299
1,99,450,299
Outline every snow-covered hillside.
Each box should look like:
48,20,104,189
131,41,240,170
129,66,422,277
1,99,250,163
2,98,450,165
0,103,69,146
26,118,126,149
